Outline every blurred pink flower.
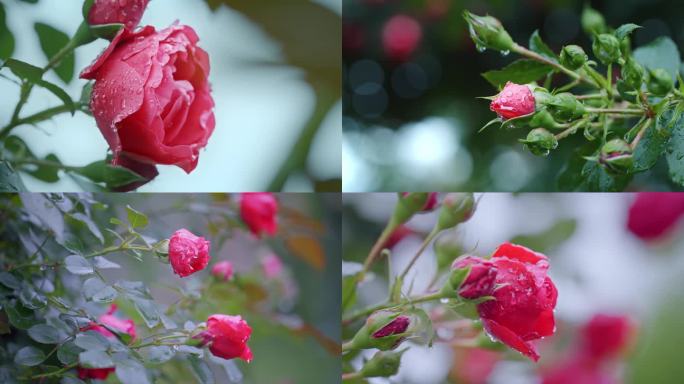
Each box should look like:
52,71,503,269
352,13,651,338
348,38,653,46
262,254,283,279
627,192,684,241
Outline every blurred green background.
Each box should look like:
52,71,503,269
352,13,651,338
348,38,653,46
342,0,684,191
0,0,341,192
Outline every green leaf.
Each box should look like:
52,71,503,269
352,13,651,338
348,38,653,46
75,161,144,188
615,23,641,40
37,79,74,114
0,3,15,60
665,110,684,186
634,114,674,172
510,219,577,253
5,301,38,329
634,37,681,81
28,324,62,344
0,272,20,289
115,280,151,299
69,212,104,243
79,350,114,368
529,30,557,61
482,59,554,88
57,342,82,365
80,81,93,104
144,345,175,364
126,205,149,229
3,58,42,83
188,355,215,384
64,254,93,275
75,331,110,351
34,22,74,83
131,297,160,328
581,159,632,191
341,274,358,313
0,161,26,192
115,357,150,384
93,256,120,269
14,346,46,366
19,285,47,309
90,23,124,40
25,153,62,183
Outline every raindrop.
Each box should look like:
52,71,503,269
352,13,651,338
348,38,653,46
439,298,449,304
476,44,487,53
500,50,510,56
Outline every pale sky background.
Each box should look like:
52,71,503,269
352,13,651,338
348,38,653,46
1,0,341,192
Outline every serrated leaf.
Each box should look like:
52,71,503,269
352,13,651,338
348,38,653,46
615,23,641,41
144,345,175,364
79,350,113,368
14,346,46,366
34,22,74,83
93,256,120,269
634,37,681,81
132,297,160,328
115,357,150,384
19,285,47,309
93,286,117,303
581,159,632,191
64,254,93,275
188,355,214,384
57,342,82,365
28,324,62,344
482,59,554,88
126,205,148,229
634,116,673,172
529,30,557,61
75,331,110,351
115,280,151,299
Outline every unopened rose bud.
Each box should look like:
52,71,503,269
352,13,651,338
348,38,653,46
391,193,432,224
560,45,588,70
489,82,536,120
592,34,621,65
622,57,645,89
532,88,553,108
360,349,407,378
548,93,586,122
600,139,633,174
211,261,234,281
437,193,475,231
529,109,559,130
463,11,514,52
86,0,150,30
647,68,673,96
446,256,497,300
400,192,439,212
520,128,558,157
349,310,420,351
581,5,606,36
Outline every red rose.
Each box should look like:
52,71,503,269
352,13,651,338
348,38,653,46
372,316,410,338
199,314,253,362
211,260,234,281
169,229,210,277
240,193,278,237
477,243,557,362
580,314,633,361
80,23,215,175
490,82,536,120
627,192,684,241
451,255,497,300
541,355,616,384
77,305,136,380
88,0,150,30
382,15,423,61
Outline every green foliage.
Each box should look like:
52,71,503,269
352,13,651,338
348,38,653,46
0,3,14,60
34,22,74,83
482,59,553,88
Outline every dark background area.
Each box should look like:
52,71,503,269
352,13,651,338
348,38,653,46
343,0,684,191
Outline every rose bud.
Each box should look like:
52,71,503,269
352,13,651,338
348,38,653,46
447,255,497,300
463,11,514,52
581,5,606,35
437,193,475,231
401,192,439,212
80,24,215,175
647,68,673,96
489,82,536,120
559,45,588,70
384,225,415,250
520,128,558,157
168,229,211,277
592,34,621,65
78,305,137,380
196,314,253,362
261,254,283,279
547,93,586,122
622,57,645,89
348,310,421,351
211,260,234,281
627,193,684,241
87,0,150,30
580,313,634,361
240,193,278,237
476,243,558,362
382,15,423,61
359,349,407,378
390,192,434,225
599,139,633,174
529,109,560,130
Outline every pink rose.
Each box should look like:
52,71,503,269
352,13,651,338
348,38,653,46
88,0,150,30
261,254,283,279
80,23,215,178
240,193,278,237
382,15,422,61
168,229,210,277
490,82,536,120
211,260,234,281
197,314,253,362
